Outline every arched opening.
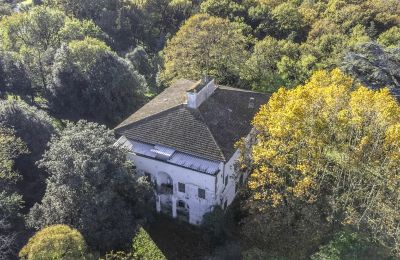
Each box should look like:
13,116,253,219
157,171,173,195
157,171,173,216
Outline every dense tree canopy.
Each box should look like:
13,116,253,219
0,51,31,100
342,42,400,98
19,224,89,260
28,121,154,252
161,13,249,86
0,126,27,259
0,100,55,205
48,37,147,126
0,6,104,98
241,69,400,257
240,36,301,92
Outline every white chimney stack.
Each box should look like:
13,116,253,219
187,78,217,109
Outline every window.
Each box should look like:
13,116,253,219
177,200,185,208
178,182,185,193
225,176,228,187
198,188,205,199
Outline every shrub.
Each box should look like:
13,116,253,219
19,224,89,260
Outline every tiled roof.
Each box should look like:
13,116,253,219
115,79,199,129
115,80,270,162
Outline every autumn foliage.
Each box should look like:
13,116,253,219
245,69,400,256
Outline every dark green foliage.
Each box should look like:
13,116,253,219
28,121,154,252
0,126,27,259
342,42,400,98
311,230,389,260
48,39,147,126
0,100,55,206
126,46,158,91
0,52,32,100
241,199,331,259
201,206,234,244
0,100,55,157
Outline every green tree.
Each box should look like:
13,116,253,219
48,37,147,126
0,51,31,100
0,126,27,259
241,69,400,257
271,2,308,41
0,6,104,99
126,46,157,90
240,36,301,92
200,0,246,21
28,121,154,252
0,100,55,206
377,26,400,48
19,224,89,260
311,230,388,260
161,13,249,86
131,227,166,260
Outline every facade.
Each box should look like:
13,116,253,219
114,79,269,225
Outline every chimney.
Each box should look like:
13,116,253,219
248,97,255,108
187,78,217,109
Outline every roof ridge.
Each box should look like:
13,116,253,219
217,85,272,94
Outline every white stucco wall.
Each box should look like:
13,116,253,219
216,149,241,208
129,153,220,225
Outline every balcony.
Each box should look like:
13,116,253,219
157,183,173,195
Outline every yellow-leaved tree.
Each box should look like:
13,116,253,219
19,225,89,260
241,69,400,257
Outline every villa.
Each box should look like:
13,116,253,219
114,78,269,225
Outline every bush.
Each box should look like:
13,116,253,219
19,225,89,260
104,227,166,260
131,227,166,260
311,230,389,260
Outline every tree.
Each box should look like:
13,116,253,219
200,0,246,21
0,100,55,206
161,13,249,86
0,51,31,100
48,37,147,126
310,230,389,260
19,224,89,260
0,6,104,98
240,36,301,92
105,227,166,260
28,121,154,252
341,42,400,98
241,69,400,257
271,2,308,41
131,227,166,260
0,126,27,259
378,26,400,48
126,46,157,90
